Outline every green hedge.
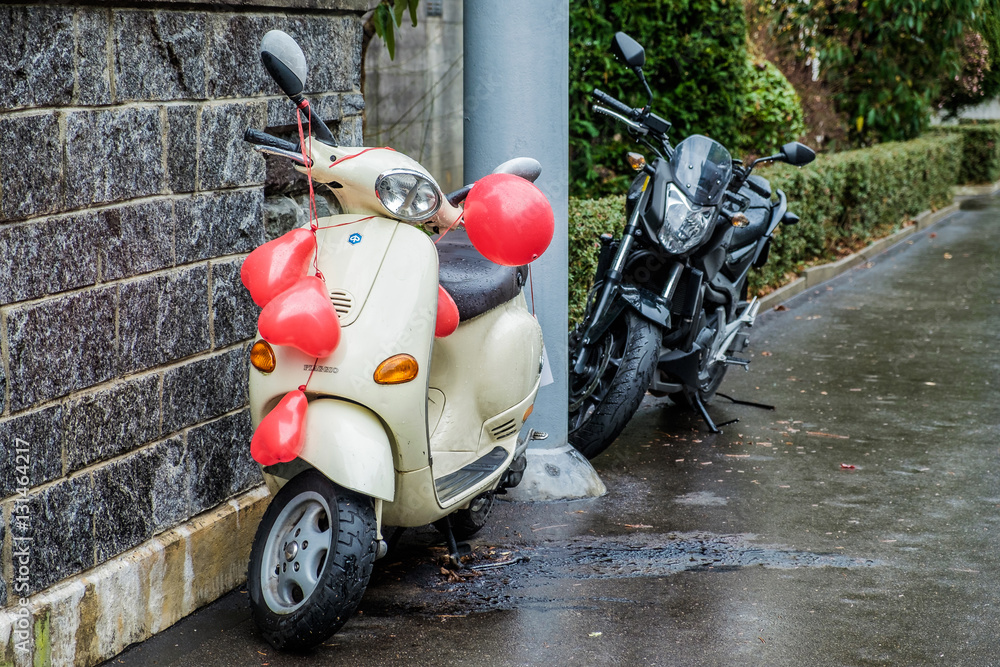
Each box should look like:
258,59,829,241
568,133,963,327
929,122,1000,185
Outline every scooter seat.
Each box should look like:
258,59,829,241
436,233,528,321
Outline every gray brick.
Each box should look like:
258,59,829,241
0,212,101,303
0,511,6,608
175,189,265,264
0,5,75,109
0,407,64,499
75,8,112,106
198,101,267,190
148,437,189,532
98,199,176,281
206,15,360,99
65,374,161,473
266,93,345,131
205,14,277,100
0,113,65,222
92,450,153,562
114,10,207,102
165,104,199,193
119,266,210,374
212,260,260,347
15,475,95,595
65,107,165,210
161,347,248,434
7,287,118,411
188,409,261,514
337,115,363,147
286,16,362,94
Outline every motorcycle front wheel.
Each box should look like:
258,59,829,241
248,469,377,651
568,311,660,459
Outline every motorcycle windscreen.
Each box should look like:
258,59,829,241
669,135,733,206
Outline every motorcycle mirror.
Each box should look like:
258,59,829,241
611,32,645,70
780,141,816,167
260,30,308,100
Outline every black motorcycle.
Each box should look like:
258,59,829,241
568,32,815,459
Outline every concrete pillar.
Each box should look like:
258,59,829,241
463,0,604,500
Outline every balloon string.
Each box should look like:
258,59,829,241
329,146,396,168
315,215,377,230
434,211,464,245
528,264,535,316
295,102,322,276
300,360,319,392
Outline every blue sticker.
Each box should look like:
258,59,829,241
348,233,363,245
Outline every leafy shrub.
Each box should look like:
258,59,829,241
568,195,626,326
568,134,963,326
736,58,807,157
929,123,1000,184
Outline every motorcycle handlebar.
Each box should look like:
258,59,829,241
244,128,299,154
592,88,636,118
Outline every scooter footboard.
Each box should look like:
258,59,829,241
299,399,395,502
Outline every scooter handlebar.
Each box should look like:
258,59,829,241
244,128,299,154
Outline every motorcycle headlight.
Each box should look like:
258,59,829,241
656,184,716,254
374,169,442,222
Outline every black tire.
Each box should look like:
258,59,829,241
433,492,495,540
568,311,660,459
248,469,377,651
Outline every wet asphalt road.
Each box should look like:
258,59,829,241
111,198,1000,666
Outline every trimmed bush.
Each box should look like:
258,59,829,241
930,123,1000,184
568,133,963,327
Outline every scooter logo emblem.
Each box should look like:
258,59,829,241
348,233,363,245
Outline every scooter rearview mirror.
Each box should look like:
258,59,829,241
260,30,308,100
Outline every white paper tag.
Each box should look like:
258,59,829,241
539,344,554,388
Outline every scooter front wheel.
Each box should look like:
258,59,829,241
248,469,377,651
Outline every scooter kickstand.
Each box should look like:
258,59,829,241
441,515,472,570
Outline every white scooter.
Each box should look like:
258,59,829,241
241,31,545,650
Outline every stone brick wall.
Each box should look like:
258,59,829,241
0,1,364,609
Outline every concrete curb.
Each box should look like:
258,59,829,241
758,197,968,312
0,486,270,667
504,443,607,502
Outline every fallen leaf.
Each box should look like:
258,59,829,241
589,632,603,638
924,382,936,386
840,463,856,470
625,523,653,529
943,253,953,259
761,350,772,356
807,431,849,439
774,304,789,311
929,232,937,238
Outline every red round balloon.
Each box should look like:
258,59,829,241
241,228,317,307
463,173,554,266
250,389,307,466
436,285,459,337
258,276,341,358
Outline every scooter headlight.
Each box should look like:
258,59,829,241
374,169,442,222
657,184,716,254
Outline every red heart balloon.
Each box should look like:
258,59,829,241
250,389,308,466
436,285,459,337
241,228,317,307
463,172,554,266
258,276,341,358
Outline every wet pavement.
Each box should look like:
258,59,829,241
111,198,1000,666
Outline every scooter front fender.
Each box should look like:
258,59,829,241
299,399,395,502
